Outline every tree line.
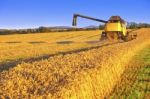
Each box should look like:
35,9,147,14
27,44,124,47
127,22,150,29
0,27,98,35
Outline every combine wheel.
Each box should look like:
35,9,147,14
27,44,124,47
100,32,107,41
117,32,124,42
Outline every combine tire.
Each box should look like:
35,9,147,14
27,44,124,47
100,32,107,41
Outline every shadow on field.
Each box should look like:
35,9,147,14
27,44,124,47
5,41,22,44
0,41,120,72
3,41,46,44
85,40,101,44
56,41,74,44
56,40,104,45
2,40,103,45
28,41,46,44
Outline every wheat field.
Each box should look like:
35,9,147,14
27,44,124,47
0,29,150,98
0,30,100,69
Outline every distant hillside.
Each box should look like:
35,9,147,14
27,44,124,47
42,26,73,29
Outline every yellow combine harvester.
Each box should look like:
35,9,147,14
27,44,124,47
72,14,137,41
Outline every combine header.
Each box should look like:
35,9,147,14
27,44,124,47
72,14,137,41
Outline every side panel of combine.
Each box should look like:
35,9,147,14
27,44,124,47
105,23,122,32
121,24,127,36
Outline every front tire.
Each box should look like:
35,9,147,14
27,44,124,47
100,32,107,41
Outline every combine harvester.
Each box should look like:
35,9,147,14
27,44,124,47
72,14,137,41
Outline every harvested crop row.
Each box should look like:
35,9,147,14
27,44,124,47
0,29,150,98
107,45,150,98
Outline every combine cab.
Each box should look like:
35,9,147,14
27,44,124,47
72,14,137,41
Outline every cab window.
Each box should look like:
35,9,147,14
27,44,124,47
109,20,119,23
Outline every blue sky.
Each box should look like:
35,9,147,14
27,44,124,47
0,0,150,29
